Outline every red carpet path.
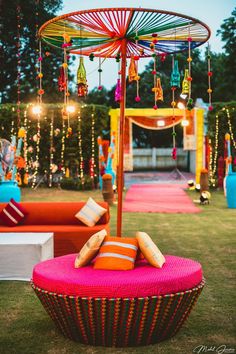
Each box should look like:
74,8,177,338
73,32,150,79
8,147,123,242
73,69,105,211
123,184,200,213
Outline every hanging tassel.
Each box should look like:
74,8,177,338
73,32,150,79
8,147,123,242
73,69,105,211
170,59,180,88
155,78,163,101
77,57,88,97
115,78,121,102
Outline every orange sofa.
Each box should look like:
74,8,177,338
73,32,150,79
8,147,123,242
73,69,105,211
0,202,110,257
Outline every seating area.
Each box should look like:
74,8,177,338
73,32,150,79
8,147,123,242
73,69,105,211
32,253,204,347
0,201,110,257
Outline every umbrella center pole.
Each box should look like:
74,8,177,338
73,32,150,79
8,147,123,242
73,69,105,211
116,39,127,237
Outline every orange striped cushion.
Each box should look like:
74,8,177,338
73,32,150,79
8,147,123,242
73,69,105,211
94,236,138,270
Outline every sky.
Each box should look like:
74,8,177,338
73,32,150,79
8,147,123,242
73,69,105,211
57,0,235,90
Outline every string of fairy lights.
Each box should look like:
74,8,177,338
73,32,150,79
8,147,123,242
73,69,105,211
90,108,96,182
209,113,219,184
209,107,236,185
77,108,84,184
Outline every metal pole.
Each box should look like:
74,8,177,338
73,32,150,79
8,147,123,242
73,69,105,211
116,39,127,237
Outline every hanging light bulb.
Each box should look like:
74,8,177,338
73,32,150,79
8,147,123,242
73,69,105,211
66,105,75,114
157,120,165,127
77,57,88,97
177,101,185,109
181,119,189,127
32,105,42,115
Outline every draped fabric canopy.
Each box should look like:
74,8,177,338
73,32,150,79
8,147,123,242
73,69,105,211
39,8,210,58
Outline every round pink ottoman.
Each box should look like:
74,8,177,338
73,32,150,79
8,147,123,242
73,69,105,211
31,254,204,347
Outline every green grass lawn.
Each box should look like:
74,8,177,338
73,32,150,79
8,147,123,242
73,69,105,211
0,188,235,354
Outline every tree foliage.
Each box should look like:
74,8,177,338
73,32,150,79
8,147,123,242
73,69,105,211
217,7,236,101
1,0,75,104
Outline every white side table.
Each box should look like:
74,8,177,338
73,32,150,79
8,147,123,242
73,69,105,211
0,233,53,281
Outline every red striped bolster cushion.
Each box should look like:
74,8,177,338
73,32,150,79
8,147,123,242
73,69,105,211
94,236,138,270
0,199,27,227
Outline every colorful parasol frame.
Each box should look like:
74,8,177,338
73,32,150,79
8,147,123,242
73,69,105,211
38,7,211,236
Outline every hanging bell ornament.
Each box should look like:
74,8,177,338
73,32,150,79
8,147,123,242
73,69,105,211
181,69,190,96
170,59,180,88
77,57,88,97
155,78,163,101
128,55,138,82
115,79,121,102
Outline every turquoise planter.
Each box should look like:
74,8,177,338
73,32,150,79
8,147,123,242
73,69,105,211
226,172,236,208
0,181,21,202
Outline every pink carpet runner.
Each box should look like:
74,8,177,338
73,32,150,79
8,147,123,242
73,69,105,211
123,184,200,213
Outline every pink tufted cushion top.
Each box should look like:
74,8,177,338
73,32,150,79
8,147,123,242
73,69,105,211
32,254,203,298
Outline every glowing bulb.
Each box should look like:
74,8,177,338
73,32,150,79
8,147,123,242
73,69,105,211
180,93,188,100
177,102,185,109
181,119,189,127
32,105,42,115
157,120,165,127
66,105,75,114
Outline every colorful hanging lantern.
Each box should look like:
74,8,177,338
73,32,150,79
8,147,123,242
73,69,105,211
155,78,163,101
128,55,138,82
77,57,88,97
58,66,66,92
181,69,190,97
170,59,180,88
115,79,121,102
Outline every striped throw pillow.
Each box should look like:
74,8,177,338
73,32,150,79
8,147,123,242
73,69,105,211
74,229,107,268
75,198,107,227
136,231,165,268
0,199,27,227
94,236,138,270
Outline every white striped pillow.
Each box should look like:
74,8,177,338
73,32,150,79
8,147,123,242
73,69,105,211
0,199,27,227
75,197,107,227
